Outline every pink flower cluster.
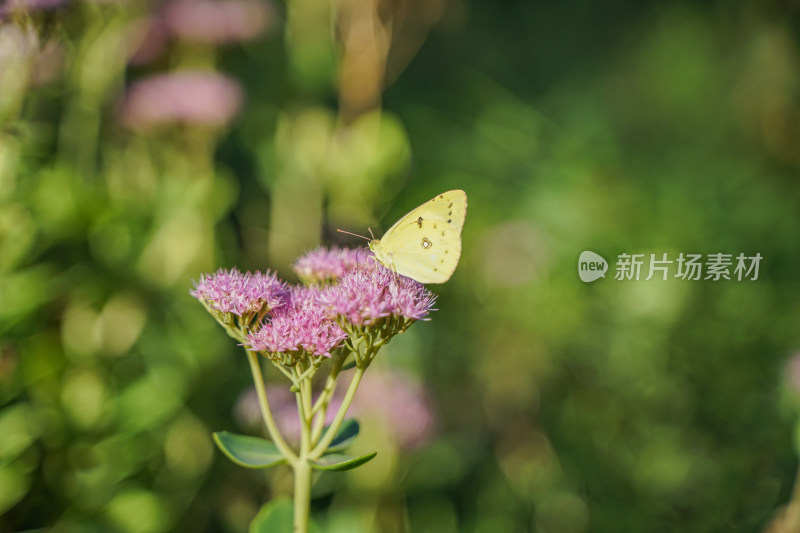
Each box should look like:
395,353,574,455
192,247,436,361
190,268,286,316
321,265,436,327
246,287,347,358
293,246,373,284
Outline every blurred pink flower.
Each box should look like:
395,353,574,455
235,385,343,445
236,369,435,451
120,71,243,129
351,369,435,451
163,0,272,44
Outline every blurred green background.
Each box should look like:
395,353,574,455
2,0,800,531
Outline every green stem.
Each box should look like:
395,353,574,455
246,350,297,463
292,360,315,533
293,364,312,453
310,364,366,458
295,362,320,385
292,460,312,533
301,375,313,423
310,353,345,443
275,361,297,383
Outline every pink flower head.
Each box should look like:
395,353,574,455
293,246,374,284
163,0,272,44
321,265,436,328
119,71,243,130
247,286,347,360
191,268,286,316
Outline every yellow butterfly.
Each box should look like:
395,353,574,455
368,190,467,284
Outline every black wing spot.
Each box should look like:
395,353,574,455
434,267,438,271
421,237,432,249
447,219,452,224
448,203,453,208
441,231,445,236
438,194,444,199
433,223,438,229
417,216,423,228
448,211,452,216
444,250,449,254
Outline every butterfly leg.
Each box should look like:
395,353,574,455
385,254,399,284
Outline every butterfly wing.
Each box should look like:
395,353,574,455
371,190,467,284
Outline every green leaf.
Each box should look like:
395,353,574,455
249,496,321,533
213,431,286,469
325,419,360,453
249,496,292,533
308,452,377,472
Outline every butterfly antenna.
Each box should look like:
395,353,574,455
368,227,375,240
336,228,372,242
